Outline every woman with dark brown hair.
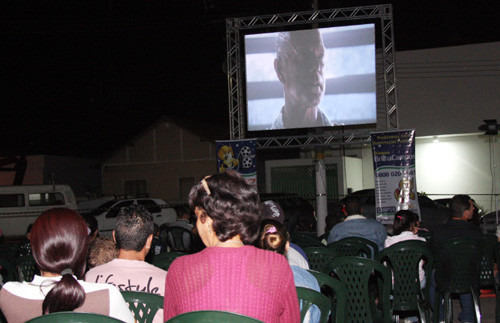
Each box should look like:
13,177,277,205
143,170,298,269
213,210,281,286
163,171,300,322
0,208,134,322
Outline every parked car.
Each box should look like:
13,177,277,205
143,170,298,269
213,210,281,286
0,184,77,238
82,198,177,236
347,189,450,232
479,210,500,235
259,193,316,233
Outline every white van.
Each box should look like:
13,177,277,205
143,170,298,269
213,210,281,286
0,185,77,238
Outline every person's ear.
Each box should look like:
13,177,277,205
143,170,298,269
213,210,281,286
112,230,116,244
145,234,153,250
194,207,206,223
274,58,286,83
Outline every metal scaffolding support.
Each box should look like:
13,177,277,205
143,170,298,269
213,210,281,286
226,4,398,148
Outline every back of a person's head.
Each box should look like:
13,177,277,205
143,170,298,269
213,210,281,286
87,236,118,269
30,208,89,314
258,219,289,256
114,204,154,251
341,196,362,217
392,210,418,235
189,171,261,244
82,214,98,237
175,205,191,220
450,194,471,218
325,213,342,233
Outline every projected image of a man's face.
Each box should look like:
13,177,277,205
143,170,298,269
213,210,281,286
278,30,325,108
272,29,331,129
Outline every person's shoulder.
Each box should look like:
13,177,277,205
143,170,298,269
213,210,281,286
85,259,117,274
0,281,26,297
249,246,289,265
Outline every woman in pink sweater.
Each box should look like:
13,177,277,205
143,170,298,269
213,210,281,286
164,171,300,322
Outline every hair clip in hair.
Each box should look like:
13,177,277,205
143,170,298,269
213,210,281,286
201,176,211,196
60,268,74,276
396,215,403,219
266,226,277,234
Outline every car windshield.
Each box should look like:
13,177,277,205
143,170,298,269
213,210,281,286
87,200,117,215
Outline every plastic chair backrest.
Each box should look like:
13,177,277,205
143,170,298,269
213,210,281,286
307,269,347,322
376,240,434,312
0,257,17,282
16,254,38,282
121,291,163,323
152,252,186,271
166,227,193,252
303,247,338,273
434,237,481,294
25,312,124,322
416,230,431,242
291,232,324,249
479,234,497,288
296,287,331,323
325,256,392,323
327,237,375,259
166,310,264,322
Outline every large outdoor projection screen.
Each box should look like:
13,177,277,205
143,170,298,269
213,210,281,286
244,23,376,131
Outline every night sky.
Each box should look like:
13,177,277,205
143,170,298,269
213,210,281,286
1,0,499,158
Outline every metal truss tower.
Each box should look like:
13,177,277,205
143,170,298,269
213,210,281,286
226,4,398,149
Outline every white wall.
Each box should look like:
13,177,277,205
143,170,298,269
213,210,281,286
396,41,500,137
344,156,363,193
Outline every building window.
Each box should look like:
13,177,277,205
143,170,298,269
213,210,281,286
179,177,195,201
124,180,148,198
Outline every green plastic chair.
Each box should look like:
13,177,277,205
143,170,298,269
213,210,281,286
416,229,431,242
327,237,376,259
0,257,17,282
25,312,124,322
121,291,163,323
164,227,195,253
152,251,186,271
166,310,264,322
296,287,331,323
376,240,434,323
325,256,392,323
303,247,338,273
16,254,38,282
433,238,482,323
291,232,325,249
307,269,347,323
479,234,497,289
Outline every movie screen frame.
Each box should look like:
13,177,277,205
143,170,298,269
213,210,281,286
243,23,377,132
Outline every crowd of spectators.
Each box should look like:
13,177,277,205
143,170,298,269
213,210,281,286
0,172,496,323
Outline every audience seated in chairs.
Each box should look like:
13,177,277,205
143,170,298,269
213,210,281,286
0,208,134,322
85,204,167,323
385,210,427,289
260,200,310,270
87,236,118,270
258,218,321,323
145,224,167,263
430,194,483,323
327,196,387,251
163,171,300,322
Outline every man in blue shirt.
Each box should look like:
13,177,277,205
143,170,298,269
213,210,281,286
327,196,387,251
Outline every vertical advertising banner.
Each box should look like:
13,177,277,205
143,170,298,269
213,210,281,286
371,130,420,224
216,139,257,184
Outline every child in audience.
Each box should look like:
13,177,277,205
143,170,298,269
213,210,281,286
385,210,426,288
